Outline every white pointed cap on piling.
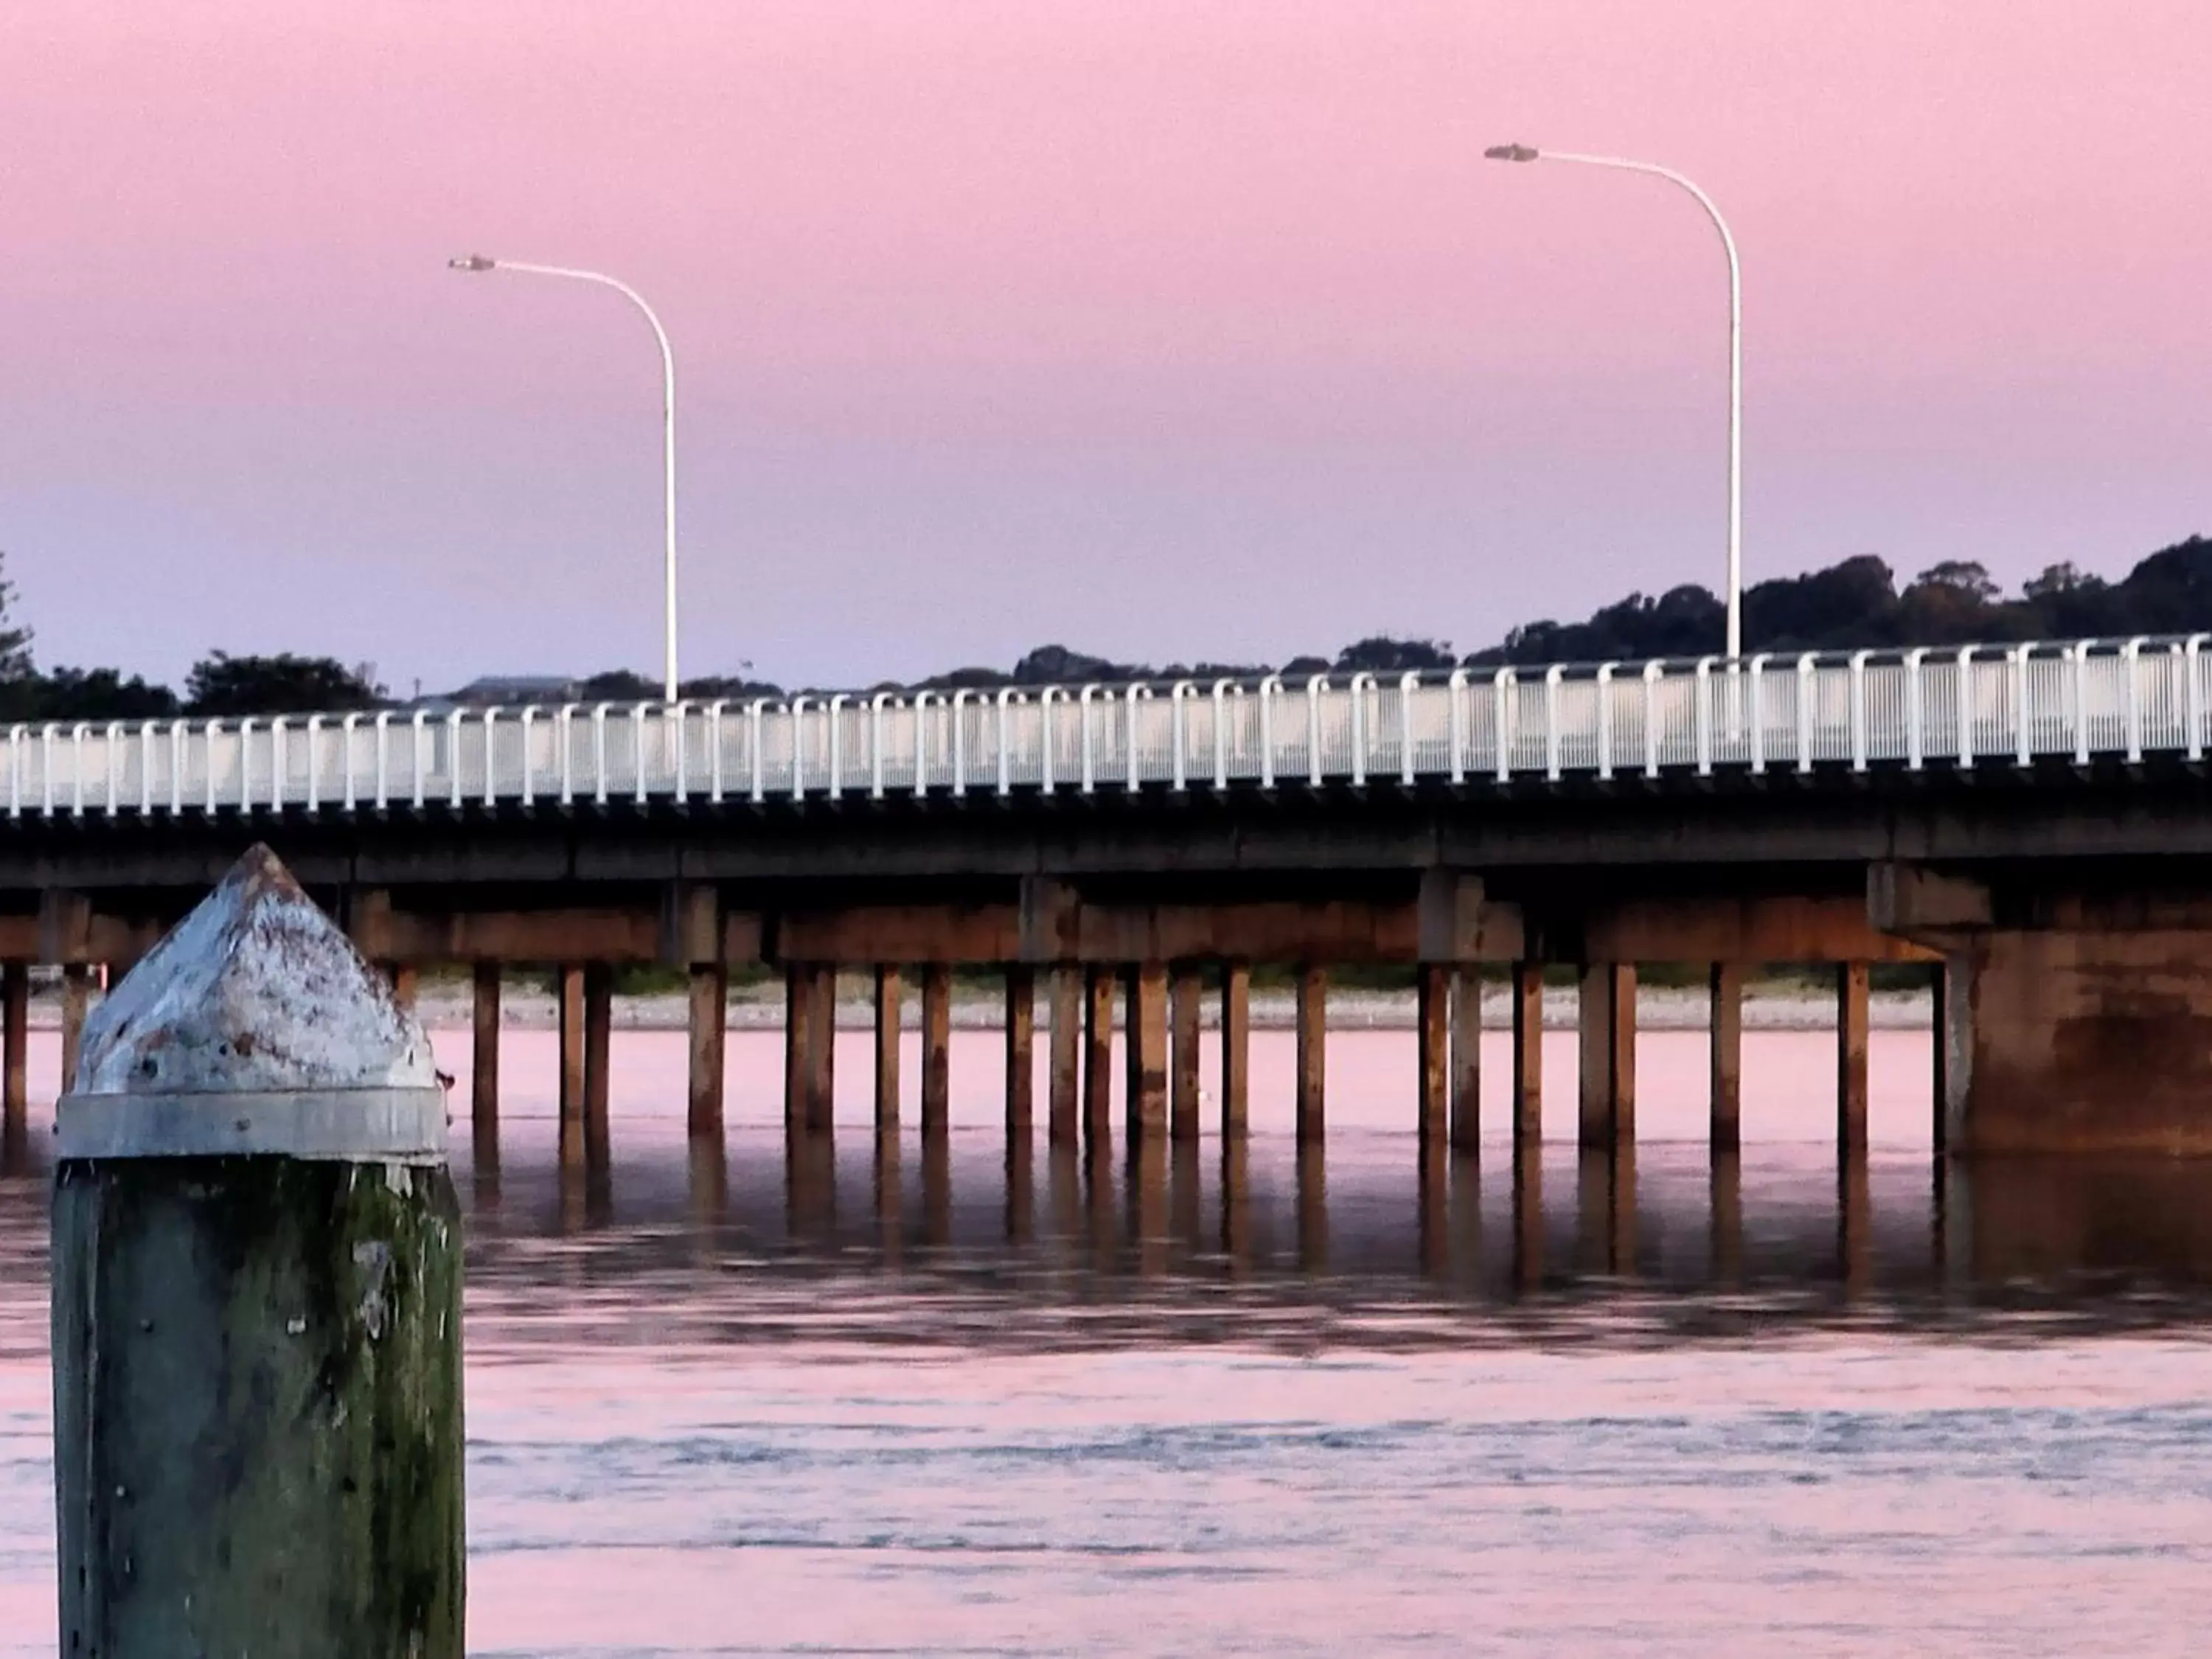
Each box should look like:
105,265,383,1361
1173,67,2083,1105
60,847,445,1161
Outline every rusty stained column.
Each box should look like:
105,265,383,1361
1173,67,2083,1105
804,966,838,1135
1416,963,1449,1150
782,963,810,1136
556,963,587,1169
1932,960,1954,1159
1005,966,1035,1140
1169,964,1203,1142
1511,961,1545,1154
1219,960,1251,1139
470,963,501,1149
1082,965,1115,1152
1295,964,1326,1145
388,963,420,1012
1837,960,1871,1155
0,961,24,1139
1577,962,1636,1153
1048,966,1081,1147
874,965,903,1134
58,963,94,1098
920,963,952,1141
1709,962,1743,1152
582,964,613,1166
1124,961,1168,1144
1450,967,1483,1156
687,963,727,1140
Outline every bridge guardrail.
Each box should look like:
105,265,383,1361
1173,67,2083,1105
4,636,2203,818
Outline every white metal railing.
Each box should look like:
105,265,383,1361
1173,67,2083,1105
3,637,2204,819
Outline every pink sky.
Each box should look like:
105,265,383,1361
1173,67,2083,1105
2,1,2207,692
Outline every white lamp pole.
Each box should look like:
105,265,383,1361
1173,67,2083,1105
1484,145,1744,658
448,255,681,698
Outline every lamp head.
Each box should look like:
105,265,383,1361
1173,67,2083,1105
447,254,497,273
1483,143,1540,164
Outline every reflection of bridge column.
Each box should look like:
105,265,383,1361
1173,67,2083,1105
1169,964,1203,1142
1451,967,1483,1155
1130,1141,1168,1276
1710,1147,1743,1287
873,965,902,1135
1709,963,1742,1152
1418,1143,1450,1277
1416,963,1449,1152
874,1131,904,1265
1082,967,1114,1153
1513,1141,1543,1292
1838,1150,1871,1299
1048,967,1081,1147
1004,967,1034,1144
1578,962,1635,1153
1220,1136,1251,1274
1171,1140,1202,1259
1219,961,1251,1138
1297,1143,1328,1273
1295,965,1326,1144
1004,1135,1034,1243
787,1128,837,1243
922,1133,950,1246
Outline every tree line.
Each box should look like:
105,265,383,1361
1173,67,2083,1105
3,533,2205,717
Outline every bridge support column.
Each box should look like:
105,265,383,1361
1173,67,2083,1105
1006,967,1034,1139
60,964,94,1097
920,964,950,1141
1416,964,1448,1149
471,963,501,1147
874,966,903,1134
782,964,810,1135
1710,963,1742,1151
688,964,726,1140
1512,961,1543,1154
1578,963,1635,1152
1048,967,1080,1146
1169,965,1202,1141
1837,961,1870,1154
387,963,419,1012
1219,961,1251,1138
1082,966,1114,1152
807,966,839,1135
582,964,613,1166
1451,967,1482,1155
1124,962,1167,1143
1295,964,1326,1144
557,964,586,1169
1,961,25,1137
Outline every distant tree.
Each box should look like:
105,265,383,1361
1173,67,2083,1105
1335,636,1455,673
184,652,383,715
1011,644,1130,684
24,667,179,720
677,673,785,701
0,552,34,684
1911,560,2000,603
577,669,658,703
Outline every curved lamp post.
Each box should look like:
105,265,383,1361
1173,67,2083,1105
448,255,681,699
1484,145,1744,658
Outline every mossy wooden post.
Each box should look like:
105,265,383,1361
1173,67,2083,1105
50,845,463,1656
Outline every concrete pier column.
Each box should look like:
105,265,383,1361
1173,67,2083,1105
1577,962,1636,1152
1295,964,1326,1144
874,965,903,1133
1450,967,1482,1155
1082,965,1114,1151
388,962,420,1012
1512,961,1544,1152
1932,961,1953,1158
1006,966,1035,1138
1169,964,1203,1141
470,962,501,1144
1124,961,1168,1143
1219,960,1251,1138
582,963,613,1166
557,962,587,1169
1416,963,1449,1148
1048,965,1081,1146
60,964,94,1096
1837,960,1871,1154
687,963,727,1139
1,960,27,1135
920,963,952,1140
1709,962,1743,1151
806,965,838,1134
782,964,810,1135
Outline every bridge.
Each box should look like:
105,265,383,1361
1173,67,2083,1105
4,633,2212,1164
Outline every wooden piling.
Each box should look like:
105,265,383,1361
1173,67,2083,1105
1838,959,1871,1153
1709,961,1742,1151
1416,963,1449,1148
1006,965,1035,1138
1169,964,1202,1141
1,960,25,1136
60,963,94,1096
470,961,501,1144
582,963,613,1166
1124,961,1168,1141
1577,962,1635,1152
921,962,952,1139
389,961,420,1012
1512,960,1544,1152
1082,964,1114,1151
1048,965,1081,1146
1932,960,1952,1159
687,962,726,1139
874,964,903,1133
557,961,586,1168
1295,963,1326,1144
806,965,838,1133
1219,960,1251,1138
52,847,462,1655
1450,966,1482,1155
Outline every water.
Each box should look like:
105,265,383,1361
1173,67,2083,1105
6,1026,2212,1652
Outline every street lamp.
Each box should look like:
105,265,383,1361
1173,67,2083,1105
1484,145,1745,658
448,254,681,699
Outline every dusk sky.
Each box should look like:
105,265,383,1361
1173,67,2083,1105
4,2,2207,694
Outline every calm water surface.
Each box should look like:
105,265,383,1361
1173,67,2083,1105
4,1026,2211,1653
